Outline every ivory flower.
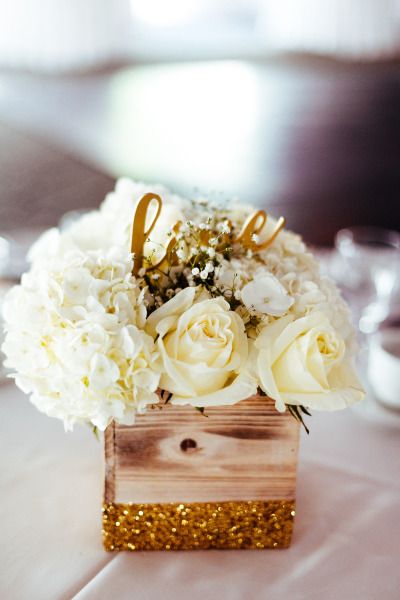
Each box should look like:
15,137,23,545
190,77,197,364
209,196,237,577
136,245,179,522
2,177,364,431
254,312,364,412
1,248,160,430
241,273,294,316
146,287,257,407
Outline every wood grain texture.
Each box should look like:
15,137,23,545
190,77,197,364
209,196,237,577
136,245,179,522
104,394,300,504
104,424,116,503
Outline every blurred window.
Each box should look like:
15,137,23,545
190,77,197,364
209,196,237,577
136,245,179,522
129,0,400,61
128,0,261,60
0,0,399,72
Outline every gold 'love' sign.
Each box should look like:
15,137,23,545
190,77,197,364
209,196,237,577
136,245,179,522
130,193,285,276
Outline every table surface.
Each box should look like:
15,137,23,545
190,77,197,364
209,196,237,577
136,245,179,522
1,382,399,600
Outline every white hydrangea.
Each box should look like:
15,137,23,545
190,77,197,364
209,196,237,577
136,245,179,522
28,178,192,264
2,247,160,431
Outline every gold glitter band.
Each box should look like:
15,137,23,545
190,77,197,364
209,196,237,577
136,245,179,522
102,500,295,551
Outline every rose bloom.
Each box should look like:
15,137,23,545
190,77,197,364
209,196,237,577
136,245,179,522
254,311,364,412
146,287,257,407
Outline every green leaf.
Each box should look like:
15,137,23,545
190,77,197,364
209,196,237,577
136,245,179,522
195,406,208,417
161,390,173,404
287,404,310,435
300,405,312,417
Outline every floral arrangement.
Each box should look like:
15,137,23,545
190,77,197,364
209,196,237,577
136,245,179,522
1,179,364,432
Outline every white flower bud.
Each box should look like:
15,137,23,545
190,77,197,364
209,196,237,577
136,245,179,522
206,262,214,273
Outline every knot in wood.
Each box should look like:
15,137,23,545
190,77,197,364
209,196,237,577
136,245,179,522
180,438,197,452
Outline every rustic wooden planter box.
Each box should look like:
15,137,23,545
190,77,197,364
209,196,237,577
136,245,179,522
103,394,300,551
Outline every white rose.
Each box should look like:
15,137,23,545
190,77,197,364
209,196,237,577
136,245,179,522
254,311,364,411
146,287,257,407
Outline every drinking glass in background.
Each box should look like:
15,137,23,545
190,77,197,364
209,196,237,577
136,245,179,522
335,226,400,335
335,226,400,415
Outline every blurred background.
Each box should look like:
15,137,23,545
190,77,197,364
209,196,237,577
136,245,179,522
0,0,399,240
0,0,400,402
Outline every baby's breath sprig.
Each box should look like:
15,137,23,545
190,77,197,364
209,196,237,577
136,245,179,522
135,213,269,316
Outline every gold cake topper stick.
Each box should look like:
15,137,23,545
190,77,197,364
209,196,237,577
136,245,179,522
236,211,286,251
131,193,163,276
131,193,286,276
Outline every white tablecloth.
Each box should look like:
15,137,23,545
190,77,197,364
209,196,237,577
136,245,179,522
1,382,399,600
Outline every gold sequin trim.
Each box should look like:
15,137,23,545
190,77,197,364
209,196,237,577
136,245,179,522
102,500,295,551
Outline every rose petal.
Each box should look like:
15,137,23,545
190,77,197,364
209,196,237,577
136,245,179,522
171,371,257,407
146,287,196,338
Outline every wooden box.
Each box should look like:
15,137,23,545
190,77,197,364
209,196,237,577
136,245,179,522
103,394,300,551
